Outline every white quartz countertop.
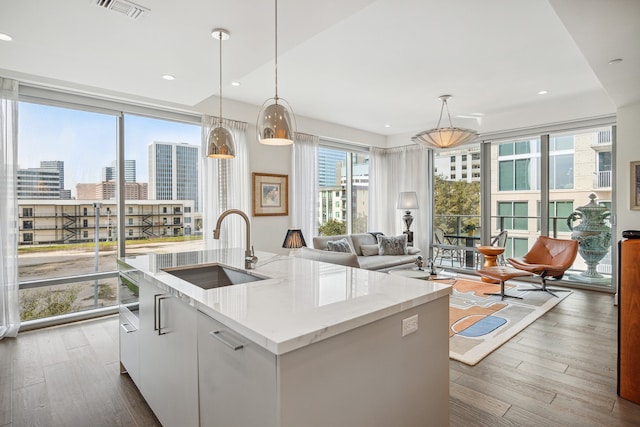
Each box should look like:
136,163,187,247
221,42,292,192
119,248,451,355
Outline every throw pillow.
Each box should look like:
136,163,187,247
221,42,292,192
327,238,353,253
360,244,379,256
377,234,408,256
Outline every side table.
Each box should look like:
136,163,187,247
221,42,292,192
476,245,505,283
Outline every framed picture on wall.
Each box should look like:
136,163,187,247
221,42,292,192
632,161,640,210
252,172,289,216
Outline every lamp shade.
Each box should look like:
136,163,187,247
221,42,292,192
412,94,478,150
207,125,236,158
257,99,295,145
397,192,419,210
412,127,477,149
282,229,306,249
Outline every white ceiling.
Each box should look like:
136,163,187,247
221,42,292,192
0,0,638,140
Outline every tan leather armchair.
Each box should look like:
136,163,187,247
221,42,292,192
507,236,578,297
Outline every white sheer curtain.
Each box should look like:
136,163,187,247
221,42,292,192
369,144,431,252
0,78,20,339
291,133,319,243
201,116,250,250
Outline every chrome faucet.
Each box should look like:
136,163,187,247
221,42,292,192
213,209,258,270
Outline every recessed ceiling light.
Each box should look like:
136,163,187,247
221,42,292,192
538,90,549,95
231,81,241,87
162,74,175,81
384,124,392,128
608,58,623,65
0,33,13,41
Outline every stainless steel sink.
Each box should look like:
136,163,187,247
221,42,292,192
161,263,267,289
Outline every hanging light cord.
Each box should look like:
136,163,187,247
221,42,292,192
436,97,454,129
218,30,223,126
274,0,279,101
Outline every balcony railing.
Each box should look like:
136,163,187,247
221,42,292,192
593,170,612,188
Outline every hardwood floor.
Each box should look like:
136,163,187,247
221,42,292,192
1,289,639,426
0,315,160,427
451,289,640,427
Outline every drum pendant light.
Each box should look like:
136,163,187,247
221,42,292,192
207,29,236,158
256,0,296,145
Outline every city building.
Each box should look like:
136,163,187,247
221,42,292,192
76,181,148,200
18,199,198,244
16,168,61,199
102,159,136,183
148,142,200,212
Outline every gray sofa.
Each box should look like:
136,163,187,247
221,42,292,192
305,233,421,271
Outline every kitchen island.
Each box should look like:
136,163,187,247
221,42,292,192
118,248,451,427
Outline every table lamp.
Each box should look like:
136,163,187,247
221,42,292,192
397,192,419,245
282,229,307,256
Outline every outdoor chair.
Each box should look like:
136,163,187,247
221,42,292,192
433,227,461,267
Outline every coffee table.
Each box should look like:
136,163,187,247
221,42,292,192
389,268,456,282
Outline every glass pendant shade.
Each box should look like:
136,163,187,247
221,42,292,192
412,127,478,149
257,98,295,145
207,28,236,158
207,124,236,158
412,94,478,150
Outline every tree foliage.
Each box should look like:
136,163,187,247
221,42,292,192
434,175,480,233
318,219,347,236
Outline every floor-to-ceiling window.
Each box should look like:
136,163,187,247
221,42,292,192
433,144,482,268
489,125,613,290
317,144,369,235
16,90,202,325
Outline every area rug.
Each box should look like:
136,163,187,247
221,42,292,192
446,277,571,366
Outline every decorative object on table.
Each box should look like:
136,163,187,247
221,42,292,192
461,222,477,236
396,191,419,245
252,172,288,216
631,161,640,210
567,193,611,279
414,255,424,271
449,277,571,366
411,94,478,149
256,0,296,145
429,258,437,276
282,228,306,256
206,29,236,159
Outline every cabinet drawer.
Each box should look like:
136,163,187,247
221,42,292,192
119,313,140,385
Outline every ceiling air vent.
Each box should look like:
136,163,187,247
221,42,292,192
95,0,149,20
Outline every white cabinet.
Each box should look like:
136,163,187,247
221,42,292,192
197,310,277,427
138,278,199,427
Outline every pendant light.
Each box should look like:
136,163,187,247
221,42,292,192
412,95,478,149
256,0,296,145
207,28,236,158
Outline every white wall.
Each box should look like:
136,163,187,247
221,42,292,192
615,101,640,240
247,123,292,255
201,97,385,255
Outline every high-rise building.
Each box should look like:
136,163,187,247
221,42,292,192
102,160,136,183
318,147,346,187
148,142,200,211
17,168,61,199
40,160,64,190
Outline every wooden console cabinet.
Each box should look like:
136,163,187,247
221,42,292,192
618,238,640,404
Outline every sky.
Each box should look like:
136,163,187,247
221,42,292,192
18,102,201,197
